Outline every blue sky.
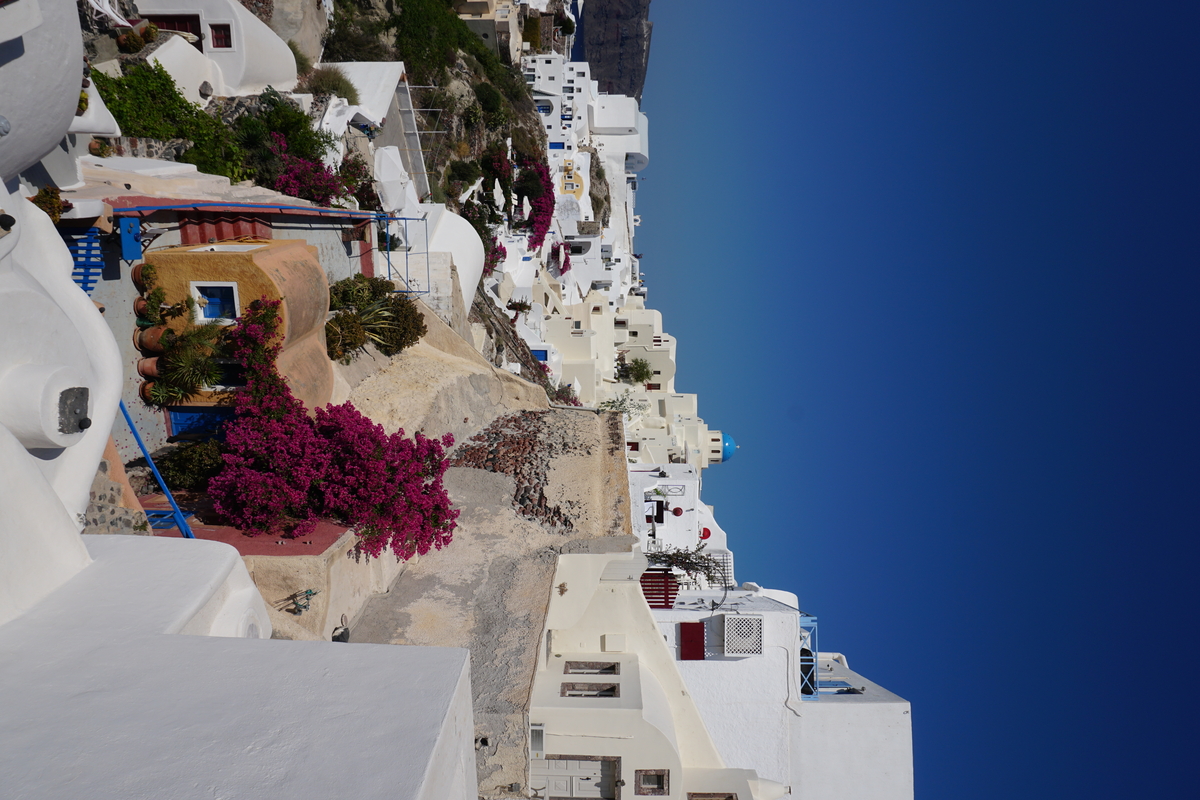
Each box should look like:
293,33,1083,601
634,1,1199,797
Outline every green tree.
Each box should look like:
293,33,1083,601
646,544,728,586
619,357,654,384
597,389,650,419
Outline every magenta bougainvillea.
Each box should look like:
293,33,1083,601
270,133,347,207
550,242,572,275
208,298,458,558
484,236,507,277
518,160,556,250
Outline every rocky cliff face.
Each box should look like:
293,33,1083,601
581,0,653,102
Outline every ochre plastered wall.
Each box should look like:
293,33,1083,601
146,239,333,409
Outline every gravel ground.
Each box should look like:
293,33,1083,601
352,409,635,797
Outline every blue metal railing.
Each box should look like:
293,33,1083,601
63,227,105,295
108,201,431,296
118,400,194,538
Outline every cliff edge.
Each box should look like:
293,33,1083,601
581,0,653,102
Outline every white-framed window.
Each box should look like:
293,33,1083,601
207,21,235,50
190,281,240,325
564,182,576,190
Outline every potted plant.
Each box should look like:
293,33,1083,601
134,324,172,354
131,263,156,293
136,357,161,379
137,286,167,325
143,322,226,406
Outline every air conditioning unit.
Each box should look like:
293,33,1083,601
722,614,764,656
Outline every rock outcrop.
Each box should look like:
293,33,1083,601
581,0,653,102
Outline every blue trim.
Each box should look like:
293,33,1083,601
118,217,142,261
118,400,194,538
63,227,105,295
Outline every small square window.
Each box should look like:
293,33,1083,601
191,282,240,324
634,769,669,795
209,24,232,48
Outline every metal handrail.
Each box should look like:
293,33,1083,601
118,400,194,538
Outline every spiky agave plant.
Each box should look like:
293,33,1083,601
149,322,225,405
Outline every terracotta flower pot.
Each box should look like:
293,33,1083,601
133,296,149,317
139,381,156,403
131,264,149,292
134,325,169,354
136,357,161,379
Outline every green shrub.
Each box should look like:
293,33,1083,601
91,63,244,180
447,159,481,183
330,273,394,310
325,276,426,362
117,30,145,53
324,2,395,62
514,167,546,201
389,0,531,106
485,105,510,130
326,311,369,363
473,82,503,114
148,321,226,406
510,126,543,165
141,287,167,324
158,440,225,492
287,40,313,76
523,17,541,47
376,294,426,356
299,65,360,105
558,15,576,35
462,102,483,128
618,357,654,385
234,88,337,189
29,186,64,223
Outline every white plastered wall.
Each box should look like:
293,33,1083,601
533,551,734,796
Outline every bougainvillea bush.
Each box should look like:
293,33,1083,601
550,242,572,275
208,299,458,559
270,133,348,207
484,236,507,277
516,160,556,250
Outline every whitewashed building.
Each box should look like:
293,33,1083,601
655,586,914,800
138,0,298,95
530,549,791,800
0,7,477,797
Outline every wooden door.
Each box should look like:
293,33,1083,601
530,758,617,799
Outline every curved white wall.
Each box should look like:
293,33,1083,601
0,0,83,182
137,0,296,94
428,208,486,311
